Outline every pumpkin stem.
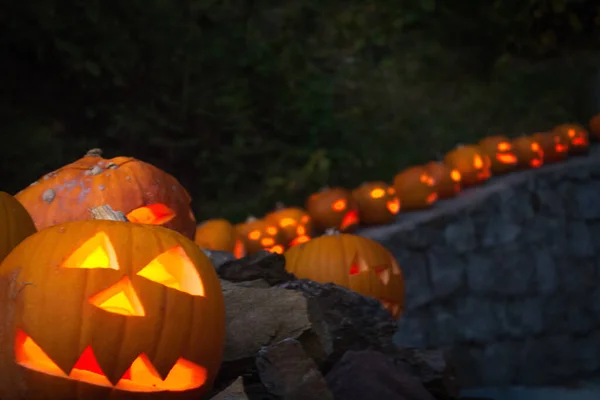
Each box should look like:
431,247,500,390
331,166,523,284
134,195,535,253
324,228,340,236
90,205,129,221
245,215,258,223
86,148,103,157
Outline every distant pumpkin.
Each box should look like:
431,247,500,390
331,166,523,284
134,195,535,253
393,166,437,210
194,219,246,259
305,187,359,233
552,123,589,154
511,136,544,168
423,162,461,200
531,132,568,163
443,145,491,187
478,135,518,174
235,216,286,254
264,204,313,247
589,114,600,140
351,182,400,226
0,192,37,264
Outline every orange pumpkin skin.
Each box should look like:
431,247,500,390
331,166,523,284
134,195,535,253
0,192,37,264
264,206,314,247
443,145,491,187
552,123,589,154
351,182,400,226
15,149,196,239
531,132,568,163
0,220,225,400
235,217,286,254
589,114,600,140
393,166,437,211
195,219,246,259
305,188,359,233
478,136,518,174
511,136,544,169
284,233,405,318
423,162,461,200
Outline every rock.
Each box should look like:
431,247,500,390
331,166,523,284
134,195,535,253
325,350,437,400
217,250,295,285
209,376,249,400
255,338,334,399
202,248,237,269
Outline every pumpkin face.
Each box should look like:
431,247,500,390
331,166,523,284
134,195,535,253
264,206,314,247
423,162,461,200
552,124,589,154
393,166,437,211
0,220,225,399
443,145,491,187
589,114,600,140
284,233,405,318
195,219,246,259
531,132,568,163
351,182,400,226
478,135,518,174
15,149,196,239
235,217,286,254
511,136,544,168
305,188,359,233
0,192,37,264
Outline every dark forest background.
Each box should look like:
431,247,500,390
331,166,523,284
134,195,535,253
2,0,600,222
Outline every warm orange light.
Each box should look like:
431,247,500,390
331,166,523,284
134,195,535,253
137,246,205,296
260,237,275,247
386,198,400,214
387,187,396,195
530,159,542,168
268,245,284,254
473,155,483,169
530,142,540,152
248,230,261,240
340,210,359,230
15,330,208,392
331,199,347,211
369,188,386,199
426,192,438,204
61,232,119,270
300,215,310,224
419,174,435,186
572,137,588,146
296,225,306,235
568,128,576,138
555,143,568,153
233,239,246,259
88,276,145,316
450,169,461,182
497,142,511,151
278,218,297,228
266,226,278,235
495,153,518,164
126,204,176,225
289,235,310,247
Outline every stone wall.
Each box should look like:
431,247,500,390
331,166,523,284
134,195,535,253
357,145,600,388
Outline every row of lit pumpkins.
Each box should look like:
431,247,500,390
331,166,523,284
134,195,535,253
195,120,599,257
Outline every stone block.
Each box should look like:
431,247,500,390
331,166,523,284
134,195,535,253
427,246,465,299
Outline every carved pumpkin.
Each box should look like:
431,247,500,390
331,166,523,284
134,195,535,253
443,145,491,187
589,114,600,140
351,182,400,226
305,187,359,233
531,132,568,163
511,136,544,168
284,232,405,318
0,192,37,264
423,162,461,200
552,123,589,154
264,204,314,247
195,219,246,259
393,166,437,210
15,149,196,239
0,219,225,399
235,216,286,254
478,135,518,174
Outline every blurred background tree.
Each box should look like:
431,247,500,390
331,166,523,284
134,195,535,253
1,0,599,221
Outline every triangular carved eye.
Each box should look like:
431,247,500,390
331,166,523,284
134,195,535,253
374,266,390,285
349,254,369,275
137,246,205,296
88,276,145,316
390,259,401,275
126,203,175,225
61,232,119,270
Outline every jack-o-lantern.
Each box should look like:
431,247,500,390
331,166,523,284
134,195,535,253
551,123,589,154
423,162,461,200
0,192,37,264
393,166,437,210
235,216,286,254
511,136,544,168
264,204,314,248
351,182,400,226
305,187,359,233
15,148,196,239
531,132,568,163
443,145,491,187
284,232,405,318
589,114,600,140
194,219,246,259
478,135,518,174
0,219,225,399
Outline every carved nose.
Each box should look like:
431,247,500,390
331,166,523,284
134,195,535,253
88,276,145,317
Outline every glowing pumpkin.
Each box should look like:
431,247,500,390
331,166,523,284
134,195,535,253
393,166,437,211
443,145,491,187
423,162,461,200
351,182,400,226
478,135,518,174
511,136,544,169
235,216,286,254
0,220,225,399
589,114,600,140
264,204,313,248
194,219,246,259
15,148,196,239
0,192,37,264
284,232,405,318
531,132,568,163
552,124,589,154
305,187,359,233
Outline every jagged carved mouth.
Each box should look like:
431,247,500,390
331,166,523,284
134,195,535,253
378,298,401,317
340,210,359,230
15,329,207,392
